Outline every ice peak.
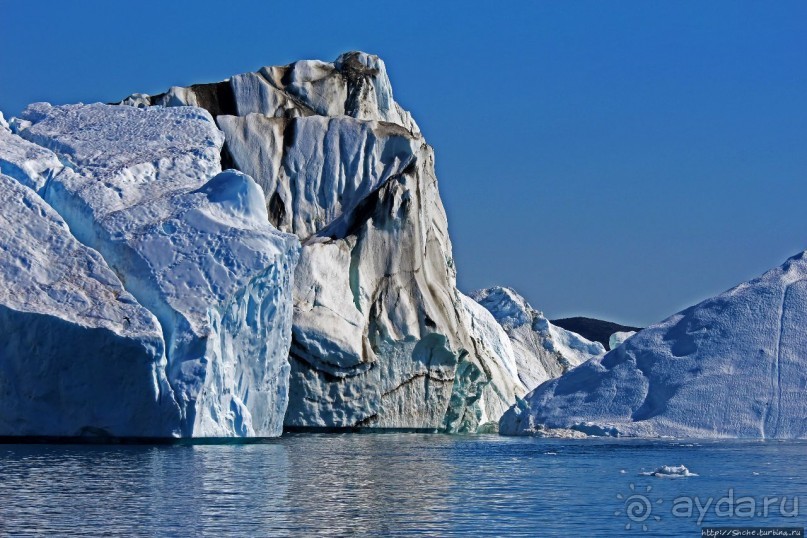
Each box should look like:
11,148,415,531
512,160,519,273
471,286,535,330
334,51,384,76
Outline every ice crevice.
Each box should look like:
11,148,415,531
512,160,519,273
763,279,801,439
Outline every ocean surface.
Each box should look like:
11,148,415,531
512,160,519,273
0,434,804,536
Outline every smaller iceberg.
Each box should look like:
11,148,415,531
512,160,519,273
608,330,637,350
471,287,605,389
640,465,698,478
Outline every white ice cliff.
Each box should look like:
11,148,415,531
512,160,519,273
472,287,605,391
500,251,807,439
1,103,299,437
122,52,525,431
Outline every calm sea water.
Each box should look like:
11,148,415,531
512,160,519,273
0,434,804,536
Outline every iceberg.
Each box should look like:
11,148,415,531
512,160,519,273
500,251,807,439
609,331,637,350
640,465,698,478
122,52,524,431
551,317,641,348
5,103,299,437
472,287,605,390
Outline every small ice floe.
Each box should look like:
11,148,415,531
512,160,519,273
752,472,760,476
640,465,698,478
620,470,627,474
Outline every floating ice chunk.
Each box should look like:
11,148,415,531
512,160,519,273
640,465,698,478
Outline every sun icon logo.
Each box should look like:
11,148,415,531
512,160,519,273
615,483,663,532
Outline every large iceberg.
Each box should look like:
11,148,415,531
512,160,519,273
122,52,525,431
472,287,605,390
2,103,299,437
500,251,807,439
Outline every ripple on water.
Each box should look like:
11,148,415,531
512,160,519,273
0,435,805,536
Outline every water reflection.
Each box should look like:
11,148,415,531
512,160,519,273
282,434,454,535
0,435,805,536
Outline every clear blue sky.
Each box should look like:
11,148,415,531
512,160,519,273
2,1,806,326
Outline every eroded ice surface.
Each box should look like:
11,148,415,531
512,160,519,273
122,51,420,136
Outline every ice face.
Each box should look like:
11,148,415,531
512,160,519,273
8,103,299,437
217,114,418,238
500,251,807,439
0,172,180,437
278,130,521,431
